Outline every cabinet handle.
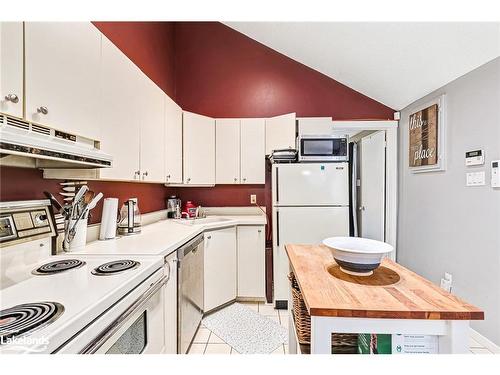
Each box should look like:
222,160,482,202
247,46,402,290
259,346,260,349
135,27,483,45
242,177,247,182
186,178,191,183
258,229,262,233
234,177,238,182
134,170,140,179
37,106,48,115
142,171,148,180
206,235,211,239
5,94,19,103
166,174,171,180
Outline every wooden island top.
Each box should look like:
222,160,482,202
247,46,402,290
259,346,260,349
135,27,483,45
285,244,484,320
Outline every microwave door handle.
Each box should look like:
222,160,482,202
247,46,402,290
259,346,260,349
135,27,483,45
78,274,169,354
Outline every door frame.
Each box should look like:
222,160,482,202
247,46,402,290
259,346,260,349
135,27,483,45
332,120,398,260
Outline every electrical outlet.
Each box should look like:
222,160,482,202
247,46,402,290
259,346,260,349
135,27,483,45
444,272,452,283
440,278,452,293
250,194,257,204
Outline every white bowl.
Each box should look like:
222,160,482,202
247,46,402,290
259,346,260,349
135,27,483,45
322,237,394,276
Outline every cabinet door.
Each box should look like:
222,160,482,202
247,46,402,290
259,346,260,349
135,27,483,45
25,22,101,139
216,119,240,184
240,118,265,184
0,22,23,118
204,227,237,312
183,111,215,185
164,252,177,354
99,36,141,181
265,112,296,155
237,226,266,299
139,77,165,182
165,95,183,184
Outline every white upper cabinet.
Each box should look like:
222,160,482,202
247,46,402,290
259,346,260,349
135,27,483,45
0,22,23,119
165,95,183,184
216,119,240,184
138,77,165,183
99,36,141,181
240,118,265,184
183,111,215,185
265,112,296,155
24,22,102,140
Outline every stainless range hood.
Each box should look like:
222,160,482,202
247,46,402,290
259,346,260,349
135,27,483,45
0,113,112,169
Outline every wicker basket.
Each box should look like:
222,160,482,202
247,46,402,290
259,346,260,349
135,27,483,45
288,272,358,354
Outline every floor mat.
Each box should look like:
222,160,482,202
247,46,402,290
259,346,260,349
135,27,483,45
202,302,287,354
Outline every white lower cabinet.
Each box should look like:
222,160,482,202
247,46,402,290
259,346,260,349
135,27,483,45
237,226,266,299
204,226,237,312
164,252,177,354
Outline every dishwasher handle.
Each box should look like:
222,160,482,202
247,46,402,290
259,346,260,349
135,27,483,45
177,234,204,259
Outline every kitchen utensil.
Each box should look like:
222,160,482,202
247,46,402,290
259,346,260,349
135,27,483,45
70,185,89,219
99,198,119,240
62,186,76,192
59,181,87,186
117,198,141,235
43,191,65,214
66,192,103,245
59,192,76,197
322,237,393,276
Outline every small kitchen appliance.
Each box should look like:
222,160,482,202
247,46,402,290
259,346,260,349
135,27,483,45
167,196,181,219
269,148,297,163
117,198,141,235
298,135,348,162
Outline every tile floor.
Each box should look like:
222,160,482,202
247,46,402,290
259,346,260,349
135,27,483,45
187,301,494,354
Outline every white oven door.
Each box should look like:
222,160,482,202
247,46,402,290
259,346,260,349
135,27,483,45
58,269,167,354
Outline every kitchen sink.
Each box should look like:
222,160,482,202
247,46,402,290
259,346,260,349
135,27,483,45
175,217,233,226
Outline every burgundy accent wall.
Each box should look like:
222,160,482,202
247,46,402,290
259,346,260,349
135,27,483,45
92,22,176,98
1,22,394,227
0,167,170,225
174,22,394,119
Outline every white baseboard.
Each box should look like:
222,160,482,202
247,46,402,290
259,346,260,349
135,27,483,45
470,328,500,353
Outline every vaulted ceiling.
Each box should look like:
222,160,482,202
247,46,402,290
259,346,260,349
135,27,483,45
225,22,500,110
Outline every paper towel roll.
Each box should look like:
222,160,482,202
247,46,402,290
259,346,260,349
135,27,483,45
99,198,118,240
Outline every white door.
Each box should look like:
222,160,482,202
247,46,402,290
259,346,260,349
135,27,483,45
0,22,23,118
241,118,266,184
164,252,177,354
216,118,240,184
237,226,266,298
164,95,183,184
360,131,386,241
204,227,237,312
265,112,296,155
25,22,101,139
183,111,215,185
139,78,165,182
273,206,349,303
99,36,141,181
273,163,349,206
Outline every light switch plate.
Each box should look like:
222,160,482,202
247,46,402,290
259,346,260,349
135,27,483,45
466,171,485,186
250,194,257,204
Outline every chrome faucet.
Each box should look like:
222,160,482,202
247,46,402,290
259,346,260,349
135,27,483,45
181,212,190,219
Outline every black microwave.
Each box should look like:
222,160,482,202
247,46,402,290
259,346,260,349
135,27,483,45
298,135,348,162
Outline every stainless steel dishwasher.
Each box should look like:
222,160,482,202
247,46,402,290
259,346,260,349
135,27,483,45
177,234,204,354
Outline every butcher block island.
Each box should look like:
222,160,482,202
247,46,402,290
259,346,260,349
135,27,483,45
285,244,484,354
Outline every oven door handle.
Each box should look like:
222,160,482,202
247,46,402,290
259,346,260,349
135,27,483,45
79,273,169,354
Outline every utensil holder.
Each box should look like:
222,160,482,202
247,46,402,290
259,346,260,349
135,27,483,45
65,216,88,251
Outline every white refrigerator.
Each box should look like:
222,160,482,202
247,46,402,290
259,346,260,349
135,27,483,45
272,163,350,308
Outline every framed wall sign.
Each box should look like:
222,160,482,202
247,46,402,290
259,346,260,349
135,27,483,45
408,94,446,173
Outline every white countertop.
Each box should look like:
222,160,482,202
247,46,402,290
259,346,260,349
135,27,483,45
70,214,267,257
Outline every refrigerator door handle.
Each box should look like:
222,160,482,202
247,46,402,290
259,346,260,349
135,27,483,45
275,167,279,204
276,210,280,247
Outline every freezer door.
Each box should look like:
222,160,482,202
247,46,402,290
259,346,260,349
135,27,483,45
272,163,349,206
272,206,349,303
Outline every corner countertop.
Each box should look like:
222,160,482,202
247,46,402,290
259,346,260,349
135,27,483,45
285,244,484,320
70,214,267,257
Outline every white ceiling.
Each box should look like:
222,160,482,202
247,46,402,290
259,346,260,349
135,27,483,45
224,22,500,110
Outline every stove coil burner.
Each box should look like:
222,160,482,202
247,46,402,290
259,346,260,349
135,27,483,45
0,302,64,342
32,259,86,275
91,260,140,276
